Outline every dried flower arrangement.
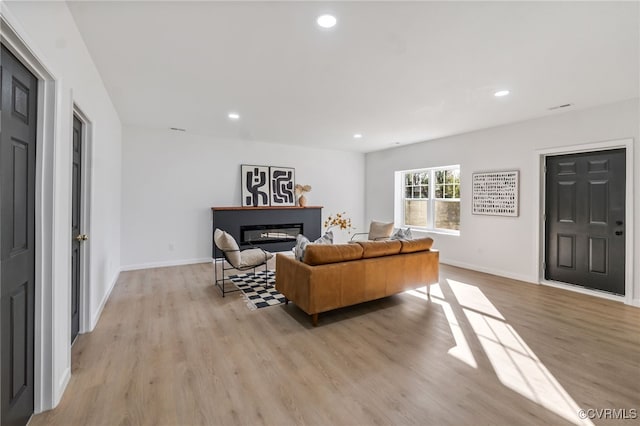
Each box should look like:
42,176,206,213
294,184,312,195
324,212,354,233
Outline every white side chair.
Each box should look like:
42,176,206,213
213,228,274,297
350,220,395,241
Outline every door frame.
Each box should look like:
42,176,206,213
71,104,92,336
1,10,58,413
534,138,635,306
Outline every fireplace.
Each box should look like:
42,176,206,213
211,206,322,258
241,223,303,245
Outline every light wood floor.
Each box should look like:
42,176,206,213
32,262,639,426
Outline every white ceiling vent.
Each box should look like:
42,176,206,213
548,103,573,111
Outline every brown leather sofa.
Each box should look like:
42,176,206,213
276,238,439,325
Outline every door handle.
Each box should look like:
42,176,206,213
615,231,623,236
74,234,89,242
74,234,83,242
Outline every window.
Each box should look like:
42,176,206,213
397,165,460,233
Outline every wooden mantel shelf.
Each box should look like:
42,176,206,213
211,206,323,211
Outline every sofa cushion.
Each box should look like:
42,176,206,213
294,232,334,261
400,237,434,253
357,240,402,258
303,243,364,265
239,248,274,268
368,220,395,240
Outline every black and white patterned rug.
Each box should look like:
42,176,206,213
227,270,286,310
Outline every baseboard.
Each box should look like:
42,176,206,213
440,259,537,284
120,258,211,272
541,279,626,303
444,259,636,306
90,270,120,331
53,366,71,408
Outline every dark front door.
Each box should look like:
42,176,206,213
1,45,37,426
71,115,82,344
545,149,626,295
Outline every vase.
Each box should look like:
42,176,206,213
331,228,348,244
298,194,307,207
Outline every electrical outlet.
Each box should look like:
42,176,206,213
169,243,175,251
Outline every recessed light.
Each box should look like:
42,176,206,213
353,133,363,139
494,90,510,97
228,112,240,120
317,14,337,29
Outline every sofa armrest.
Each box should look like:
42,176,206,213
275,253,313,314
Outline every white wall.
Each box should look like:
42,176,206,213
3,1,122,409
366,99,639,301
121,126,365,269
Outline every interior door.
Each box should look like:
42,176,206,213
71,115,82,344
545,149,625,294
1,45,37,426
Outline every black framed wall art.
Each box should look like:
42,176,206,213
241,165,270,207
269,166,296,206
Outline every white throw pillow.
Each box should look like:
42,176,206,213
390,227,413,241
314,230,333,244
294,234,310,261
368,220,394,240
214,228,241,266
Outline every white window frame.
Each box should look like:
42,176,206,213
395,165,461,235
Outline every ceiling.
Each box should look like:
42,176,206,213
67,1,639,153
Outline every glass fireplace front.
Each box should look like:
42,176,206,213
240,223,303,245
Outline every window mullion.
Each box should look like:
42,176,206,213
403,173,408,227
428,170,434,229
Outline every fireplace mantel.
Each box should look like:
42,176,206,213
211,206,323,211
211,206,322,258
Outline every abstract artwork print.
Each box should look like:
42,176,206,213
241,165,270,207
269,167,295,206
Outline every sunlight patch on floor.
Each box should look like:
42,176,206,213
446,279,594,426
446,279,504,319
406,285,477,368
